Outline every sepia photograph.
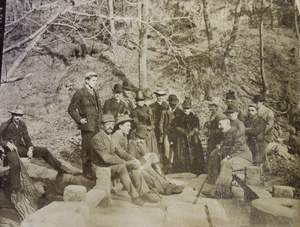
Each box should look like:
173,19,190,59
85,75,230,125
0,0,300,226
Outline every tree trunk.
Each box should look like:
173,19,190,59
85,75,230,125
107,0,116,52
202,0,214,71
295,1,300,67
221,0,241,76
270,0,274,28
138,0,149,90
259,0,267,96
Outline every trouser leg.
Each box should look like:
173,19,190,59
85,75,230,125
110,164,139,198
81,131,96,175
206,148,223,184
32,147,61,170
5,150,21,190
130,169,150,196
142,168,170,193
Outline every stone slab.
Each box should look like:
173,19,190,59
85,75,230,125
93,166,111,193
21,202,89,227
272,185,294,198
21,158,57,181
250,197,300,226
231,186,245,206
165,204,209,227
64,185,87,202
85,188,106,210
245,166,260,186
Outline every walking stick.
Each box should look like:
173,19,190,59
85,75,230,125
192,175,207,205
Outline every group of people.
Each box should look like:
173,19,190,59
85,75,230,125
0,71,275,209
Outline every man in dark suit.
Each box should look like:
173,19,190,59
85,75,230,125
103,84,127,117
0,106,67,197
68,72,102,179
159,94,183,173
149,90,168,142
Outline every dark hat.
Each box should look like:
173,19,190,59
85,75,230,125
123,81,134,91
85,71,97,79
154,90,167,96
115,115,133,127
225,104,239,113
168,94,179,105
143,88,153,100
135,90,145,101
252,94,265,103
182,97,192,109
215,113,230,122
102,114,115,123
9,105,24,115
135,125,149,139
225,90,237,100
112,84,123,93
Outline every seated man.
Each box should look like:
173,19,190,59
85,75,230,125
112,116,184,195
0,106,70,198
91,114,159,206
204,114,253,198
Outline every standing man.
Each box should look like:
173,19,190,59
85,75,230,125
0,106,68,198
159,94,183,173
91,114,159,205
103,84,127,117
244,104,266,167
149,90,169,142
68,71,102,180
252,94,274,171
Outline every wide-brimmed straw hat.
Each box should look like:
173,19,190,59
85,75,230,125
9,106,24,115
154,90,167,96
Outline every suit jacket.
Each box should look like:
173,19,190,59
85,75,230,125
258,105,274,142
103,98,127,117
159,107,183,136
91,130,132,167
0,119,33,149
127,139,147,165
149,101,168,131
68,86,102,132
112,130,135,161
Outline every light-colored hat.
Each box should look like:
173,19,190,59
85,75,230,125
85,71,97,79
215,113,230,122
102,114,115,123
143,88,153,100
115,115,133,127
9,106,24,115
154,90,167,96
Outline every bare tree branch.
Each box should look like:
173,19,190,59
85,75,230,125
1,73,33,84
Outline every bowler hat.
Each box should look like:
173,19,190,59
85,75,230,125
9,105,24,115
102,114,115,123
123,81,134,91
112,84,123,93
252,94,265,103
115,115,133,127
168,94,179,105
248,103,257,109
143,88,153,100
225,90,237,100
85,71,97,79
215,113,230,122
135,125,149,139
225,104,239,114
135,90,145,101
182,97,192,109
154,90,167,96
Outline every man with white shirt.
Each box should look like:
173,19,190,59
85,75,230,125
159,94,184,173
68,71,102,179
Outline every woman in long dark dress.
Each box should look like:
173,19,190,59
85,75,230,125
170,98,205,175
